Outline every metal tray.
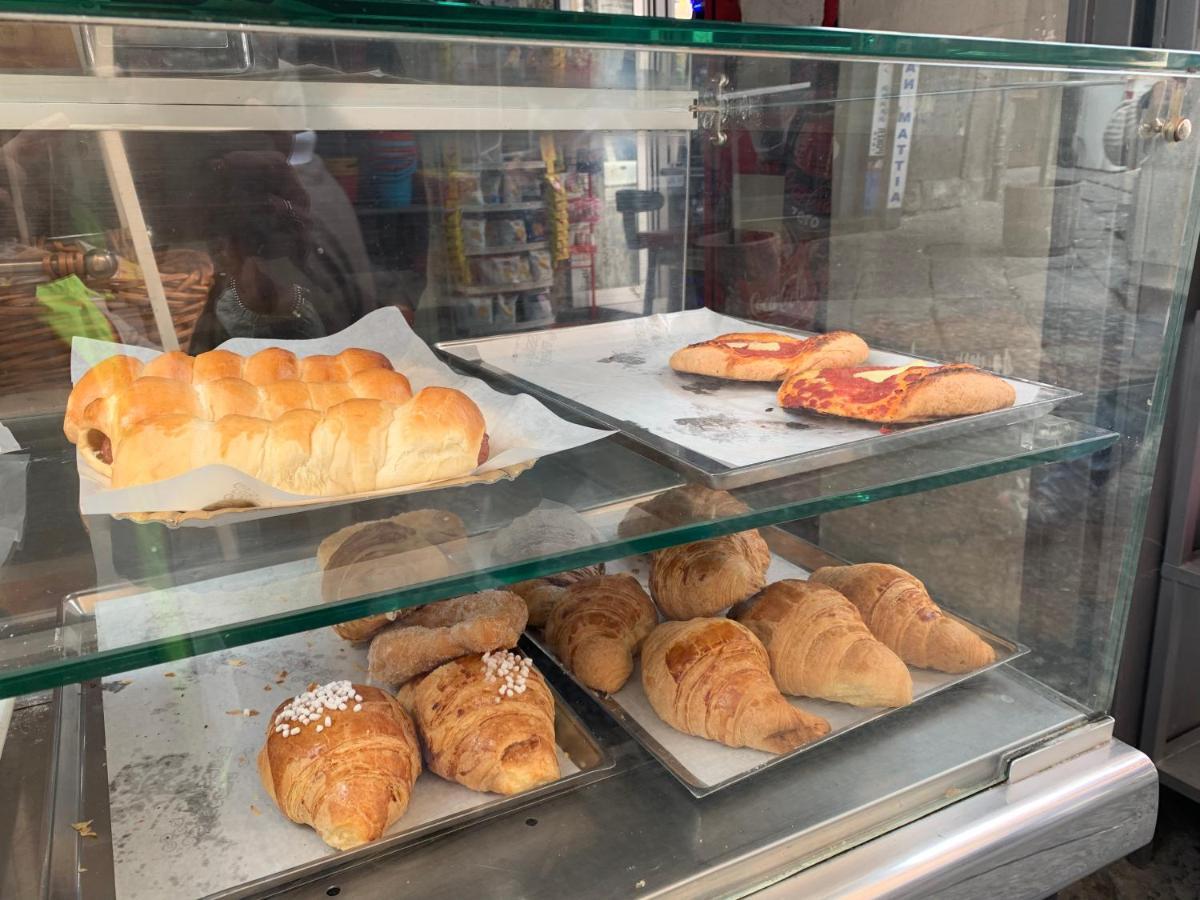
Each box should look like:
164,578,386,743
48,600,613,900
437,309,1076,489
529,528,1028,798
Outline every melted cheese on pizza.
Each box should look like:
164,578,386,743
851,364,936,384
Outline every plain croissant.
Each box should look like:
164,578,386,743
509,564,606,628
649,530,771,620
74,368,413,476
617,483,750,539
544,573,657,693
65,346,393,443
732,580,912,707
257,682,421,850
808,563,995,674
320,511,466,642
398,652,560,794
108,388,488,495
641,618,830,753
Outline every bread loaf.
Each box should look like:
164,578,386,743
109,388,488,495
65,346,393,443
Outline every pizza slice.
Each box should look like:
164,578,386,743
776,362,1017,424
669,330,869,382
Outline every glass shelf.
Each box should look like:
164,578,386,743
0,412,1114,698
5,0,1200,73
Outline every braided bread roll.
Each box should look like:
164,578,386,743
257,683,421,850
65,346,393,443
641,618,830,753
110,388,488,495
732,580,913,708
649,530,771,620
544,574,657,693
75,368,413,476
398,652,560,795
808,564,995,674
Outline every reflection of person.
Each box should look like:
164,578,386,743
182,131,379,351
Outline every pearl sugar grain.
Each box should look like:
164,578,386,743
272,679,364,737
481,649,533,701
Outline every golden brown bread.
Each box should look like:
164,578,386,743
64,347,393,445
777,363,1017,424
320,511,467,642
509,564,605,628
618,483,750,540
732,580,912,707
74,368,413,475
398,651,560,794
641,618,830,753
257,681,421,850
669,330,869,382
808,563,995,673
108,388,487,495
544,574,658,693
649,530,771,620
367,590,527,686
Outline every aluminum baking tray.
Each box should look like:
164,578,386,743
528,528,1028,798
437,308,1076,489
49,602,613,900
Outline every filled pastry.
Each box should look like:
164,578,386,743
257,680,421,850
399,651,560,794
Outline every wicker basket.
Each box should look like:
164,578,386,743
0,239,214,395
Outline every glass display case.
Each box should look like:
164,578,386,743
0,2,1197,897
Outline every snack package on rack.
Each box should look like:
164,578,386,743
449,172,484,206
494,294,518,325
473,254,526,285
525,215,548,241
518,291,553,322
501,173,523,204
528,249,554,282
480,171,503,204
466,296,494,324
461,217,486,253
486,218,527,248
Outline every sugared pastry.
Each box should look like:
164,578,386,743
257,681,421,849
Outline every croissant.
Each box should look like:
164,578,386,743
641,618,830,753
257,681,421,850
808,563,995,674
64,346,393,443
649,530,771,620
108,388,488,495
617,483,750,539
732,580,912,707
73,368,413,475
321,511,466,641
509,564,605,628
398,651,560,794
544,574,657,693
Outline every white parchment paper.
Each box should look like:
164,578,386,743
71,307,611,516
95,615,578,900
451,308,1049,469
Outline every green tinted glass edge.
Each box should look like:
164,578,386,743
3,0,1200,73
0,425,1116,699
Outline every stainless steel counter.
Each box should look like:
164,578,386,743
3,666,1154,900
